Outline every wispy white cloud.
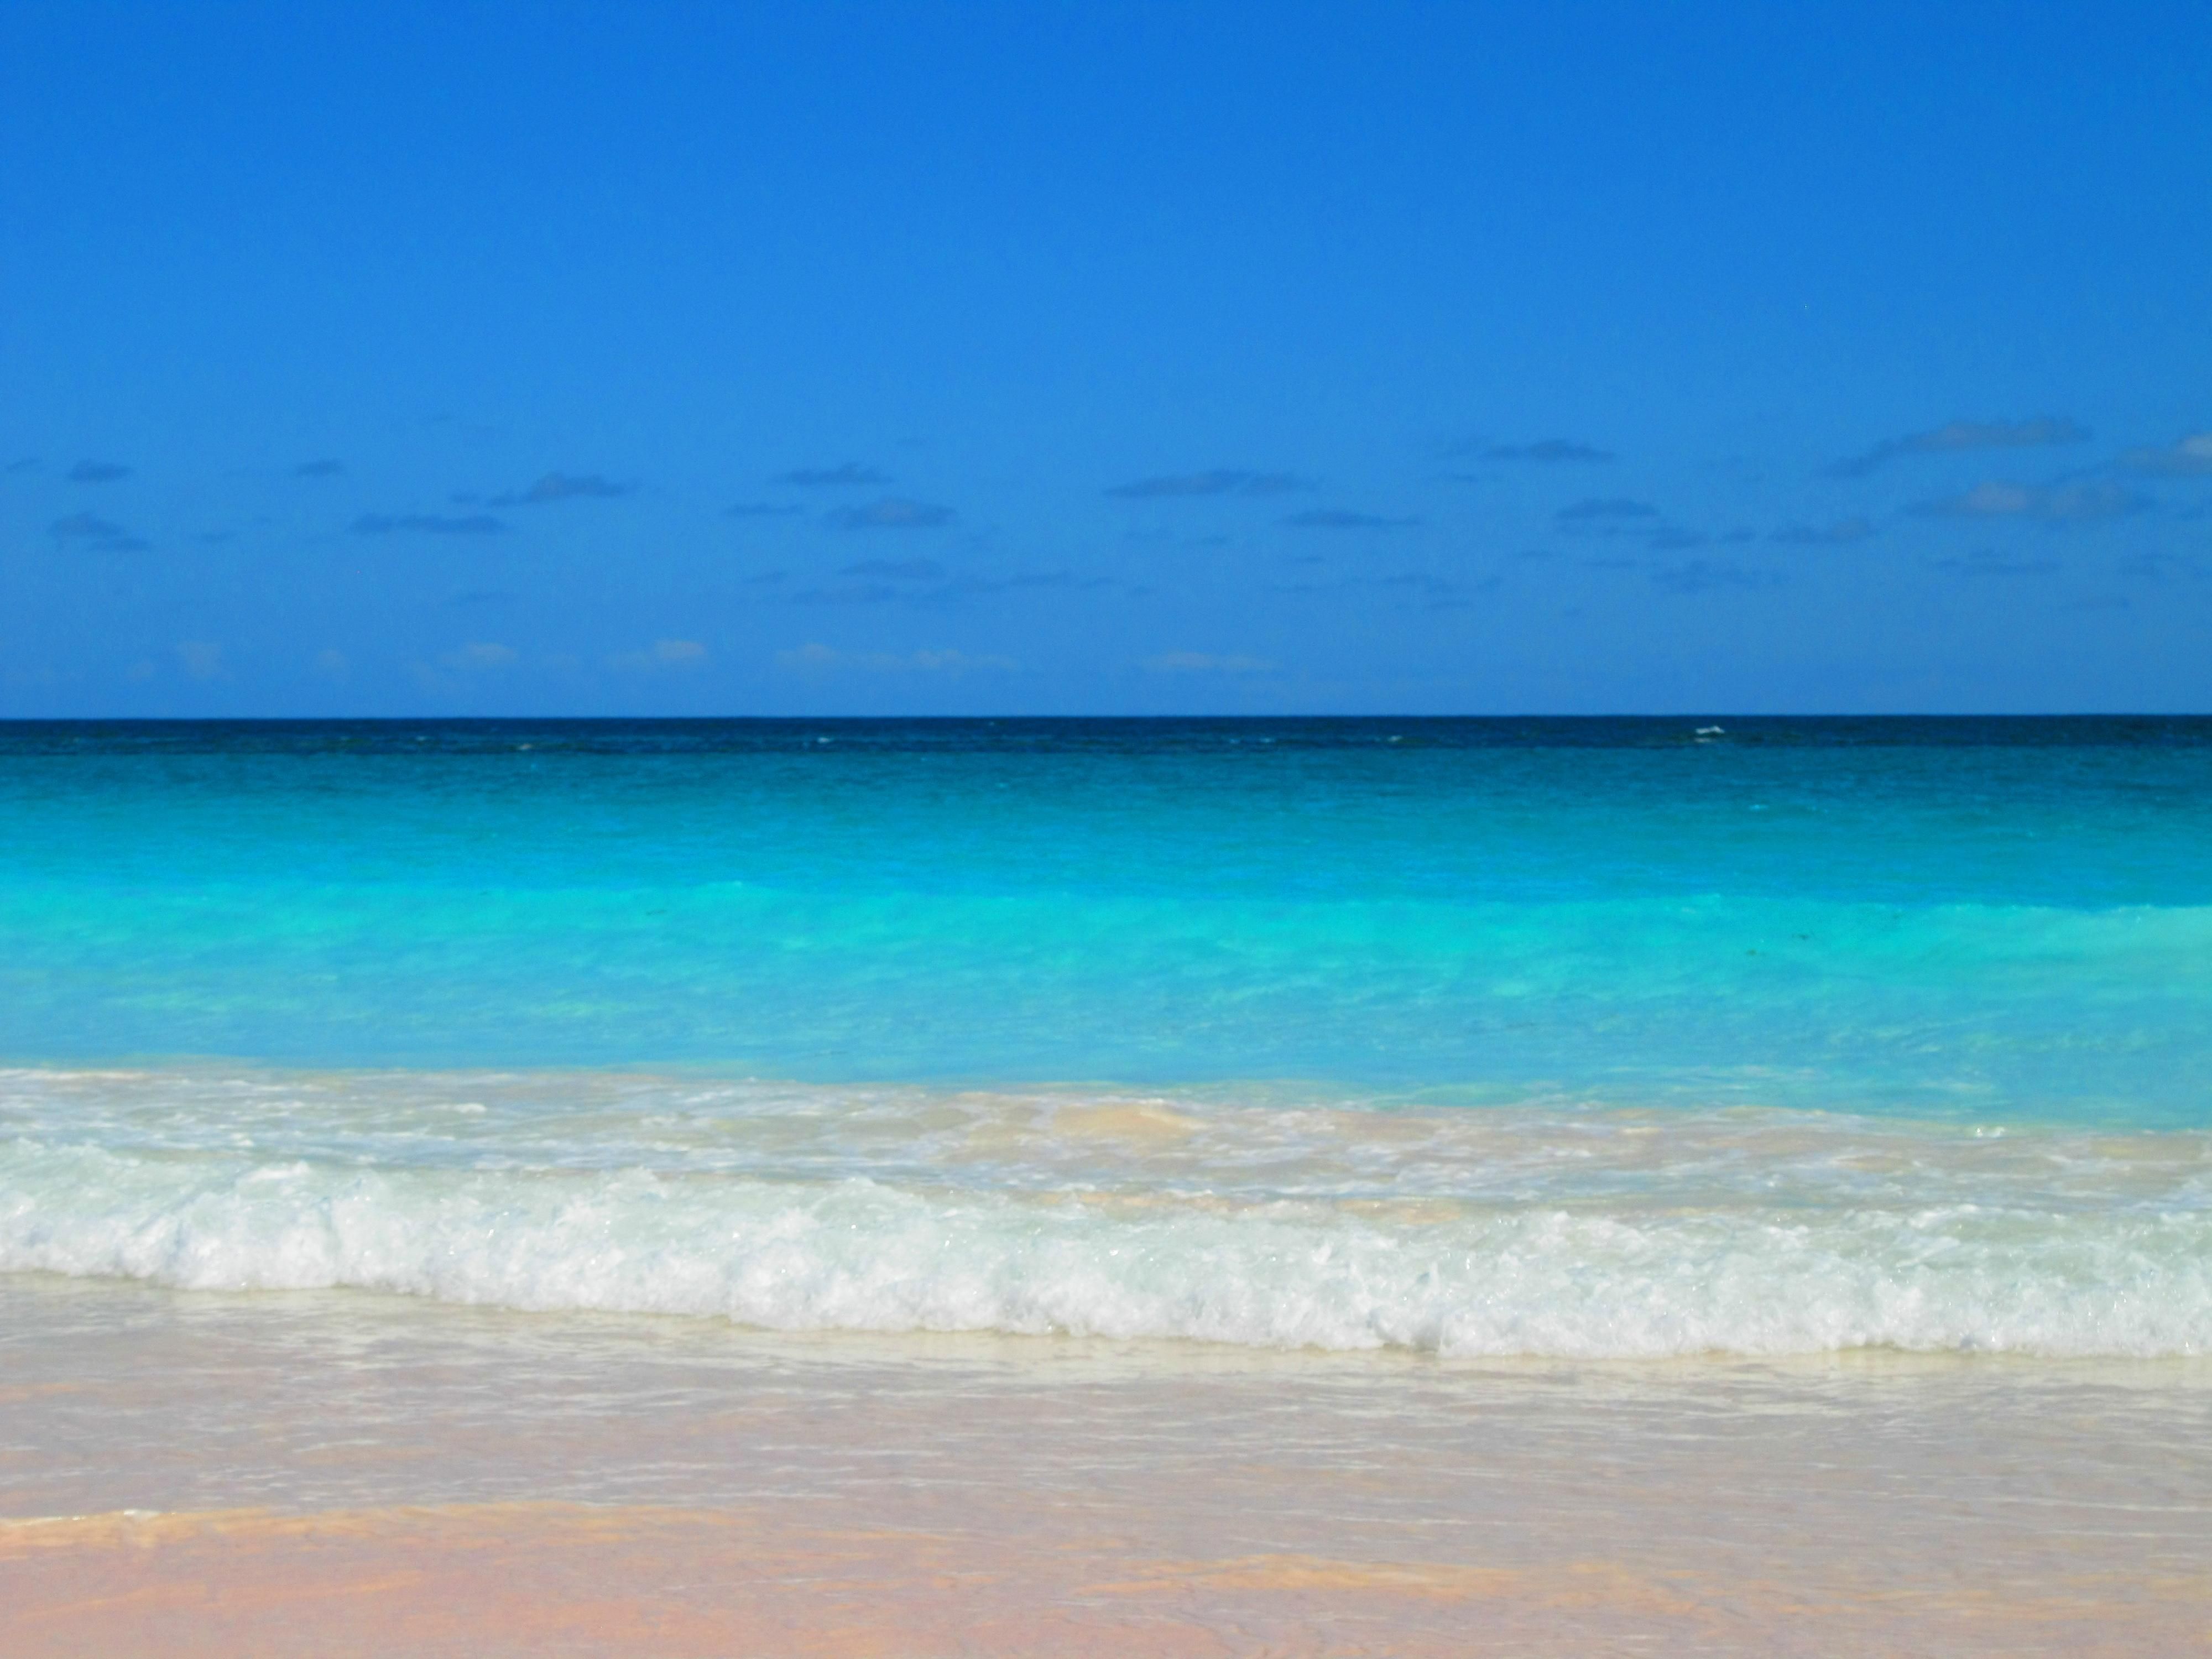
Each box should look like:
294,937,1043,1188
1142,651,1275,674
775,642,1016,675
175,640,226,680
1916,480,2141,523
609,639,708,672
1106,469,1301,499
493,471,633,505
1827,416,2087,478
442,641,518,670
50,511,147,551
2117,432,2212,477
408,640,520,694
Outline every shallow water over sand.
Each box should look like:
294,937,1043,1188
6,1275,2210,1655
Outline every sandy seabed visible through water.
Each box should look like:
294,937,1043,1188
4,1273,2210,1656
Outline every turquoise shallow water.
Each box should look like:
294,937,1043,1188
3,717,2208,1122
3,718,2209,1357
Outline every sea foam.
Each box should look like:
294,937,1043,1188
4,1068,2208,1359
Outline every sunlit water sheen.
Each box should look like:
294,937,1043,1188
2,717,2209,1357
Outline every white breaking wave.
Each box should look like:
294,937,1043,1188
4,1117,2211,1358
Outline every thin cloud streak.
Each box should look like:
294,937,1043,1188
1474,439,1615,463
1934,549,2062,576
775,641,1017,675
787,568,1113,607
1916,481,2141,523
175,640,226,680
492,471,633,505
50,512,147,551
2117,432,2212,477
441,641,519,669
1106,469,1301,498
1827,416,2088,478
609,639,708,671
1142,650,1275,674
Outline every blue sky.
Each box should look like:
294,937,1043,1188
4,0,2209,714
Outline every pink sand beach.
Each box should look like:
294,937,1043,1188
6,1274,2208,1656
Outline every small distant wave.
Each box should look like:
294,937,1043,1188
4,1070,2210,1358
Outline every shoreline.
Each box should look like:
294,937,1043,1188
7,1273,2209,1655
11,1064,2212,1363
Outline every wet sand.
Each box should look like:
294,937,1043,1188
4,1274,2210,1655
